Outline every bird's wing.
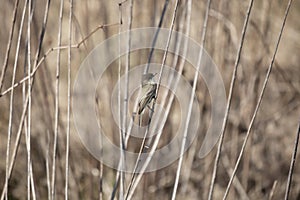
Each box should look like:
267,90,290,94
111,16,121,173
138,84,157,114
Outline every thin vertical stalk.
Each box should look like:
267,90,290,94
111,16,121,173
1,1,53,198
285,123,300,200
269,181,278,200
4,1,28,199
285,122,299,200
208,0,254,199
46,131,51,200
0,0,20,92
144,0,170,73
0,23,118,98
65,0,73,199
98,161,103,200
124,0,133,142
33,0,51,67
27,0,32,199
51,0,64,199
121,0,134,196
118,2,124,199
1,93,29,200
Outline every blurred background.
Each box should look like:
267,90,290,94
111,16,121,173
0,0,299,199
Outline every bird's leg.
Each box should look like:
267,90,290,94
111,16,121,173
132,112,137,121
147,104,153,111
132,112,142,127
139,114,141,127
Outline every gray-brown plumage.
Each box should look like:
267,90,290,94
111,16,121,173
137,73,157,115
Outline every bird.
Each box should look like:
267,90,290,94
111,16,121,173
137,73,157,115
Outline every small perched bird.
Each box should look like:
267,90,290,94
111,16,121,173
137,73,157,115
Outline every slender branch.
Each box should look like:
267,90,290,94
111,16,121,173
51,0,64,199
0,0,20,92
144,0,170,73
46,131,51,200
0,23,119,98
65,0,73,199
26,0,35,199
269,181,278,200
76,23,119,48
122,0,133,173
284,121,300,199
118,2,124,199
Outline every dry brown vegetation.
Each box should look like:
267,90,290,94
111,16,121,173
0,0,300,199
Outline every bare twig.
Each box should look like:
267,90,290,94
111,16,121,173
26,0,36,199
76,23,119,48
118,2,125,199
95,96,104,200
65,0,73,199
98,161,103,200
123,0,133,142
269,180,278,200
46,131,51,200
222,154,250,200
0,0,20,92
0,23,119,98
51,0,64,199
285,120,300,200
145,0,170,73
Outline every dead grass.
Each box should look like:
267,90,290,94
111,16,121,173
0,0,299,199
